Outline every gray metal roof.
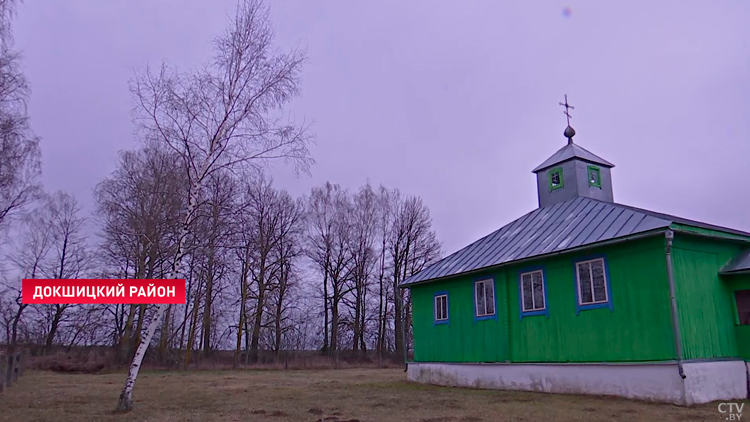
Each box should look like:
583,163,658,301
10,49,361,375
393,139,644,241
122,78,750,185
532,142,615,173
721,249,750,275
402,196,750,286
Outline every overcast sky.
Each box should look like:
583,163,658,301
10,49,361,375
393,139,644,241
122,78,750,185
13,0,750,256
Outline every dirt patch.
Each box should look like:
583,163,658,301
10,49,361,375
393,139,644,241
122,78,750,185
268,410,288,417
438,399,463,409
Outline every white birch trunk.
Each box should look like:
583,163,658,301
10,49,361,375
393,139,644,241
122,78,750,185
115,160,206,412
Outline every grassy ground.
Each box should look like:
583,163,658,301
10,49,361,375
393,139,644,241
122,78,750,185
0,368,741,421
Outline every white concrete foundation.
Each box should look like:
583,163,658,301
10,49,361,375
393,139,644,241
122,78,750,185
407,360,749,406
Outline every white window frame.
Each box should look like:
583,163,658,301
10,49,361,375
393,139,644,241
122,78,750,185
520,270,546,312
434,294,449,322
575,258,609,305
474,279,496,318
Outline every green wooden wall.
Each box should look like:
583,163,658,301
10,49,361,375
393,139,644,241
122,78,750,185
411,274,508,362
737,326,750,360
671,234,750,360
411,232,750,364
411,236,677,363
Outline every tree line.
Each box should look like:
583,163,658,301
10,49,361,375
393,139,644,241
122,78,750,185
2,158,441,366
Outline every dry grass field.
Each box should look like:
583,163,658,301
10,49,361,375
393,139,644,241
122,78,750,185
0,368,742,421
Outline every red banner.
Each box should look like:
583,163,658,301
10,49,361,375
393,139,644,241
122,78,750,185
22,279,186,304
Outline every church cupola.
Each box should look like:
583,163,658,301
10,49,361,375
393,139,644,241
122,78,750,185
532,96,615,208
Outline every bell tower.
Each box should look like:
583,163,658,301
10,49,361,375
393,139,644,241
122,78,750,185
532,96,615,208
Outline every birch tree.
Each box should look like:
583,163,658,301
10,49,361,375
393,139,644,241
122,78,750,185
116,0,312,411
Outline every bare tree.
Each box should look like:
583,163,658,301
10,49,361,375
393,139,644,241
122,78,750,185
117,0,313,411
231,177,257,367
348,183,378,356
0,0,40,229
305,184,335,354
243,174,282,363
38,192,90,354
389,196,441,362
4,204,54,353
270,192,304,361
306,182,353,355
198,170,235,359
95,146,184,363
375,186,397,361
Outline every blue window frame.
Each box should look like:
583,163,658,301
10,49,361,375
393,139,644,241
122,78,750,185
434,291,449,325
573,255,614,314
518,268,549,319
473,277,497,321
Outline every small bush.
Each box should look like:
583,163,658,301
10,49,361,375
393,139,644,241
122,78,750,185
30,351,112,374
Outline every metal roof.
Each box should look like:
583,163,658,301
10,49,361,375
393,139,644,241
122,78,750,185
721,249,750,275
402,196,750,286
532,142,615,173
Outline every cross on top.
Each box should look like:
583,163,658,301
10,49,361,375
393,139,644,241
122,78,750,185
559,94,574,127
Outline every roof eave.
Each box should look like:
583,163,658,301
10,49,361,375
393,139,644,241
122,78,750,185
670,223,750,242
400,227,669,288
719,269,750,276
532,157,616,173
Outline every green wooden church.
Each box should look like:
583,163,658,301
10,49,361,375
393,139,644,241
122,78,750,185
401,111,750,405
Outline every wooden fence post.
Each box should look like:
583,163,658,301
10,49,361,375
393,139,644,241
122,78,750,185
0,353,6,394
4,353,13,388
19,349,29,377
12,353,20,382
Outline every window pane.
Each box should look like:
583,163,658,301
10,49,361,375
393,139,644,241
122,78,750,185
522,274,533,311
592,260,607,302
589,168,599,185
435,295,447,320
736,290,750,325
532,272,545,310
476,282,486,316
551,172,560,185
485,282,495,315
578,263,593,304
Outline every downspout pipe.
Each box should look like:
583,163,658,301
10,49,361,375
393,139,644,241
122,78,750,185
665,229,686,380
399,290,408,372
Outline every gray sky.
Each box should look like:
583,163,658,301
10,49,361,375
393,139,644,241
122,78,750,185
13,0,750,256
